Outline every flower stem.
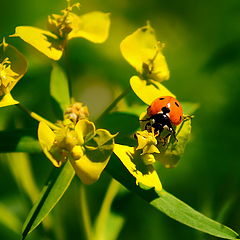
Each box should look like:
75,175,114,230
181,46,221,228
94,179,120,240
16,103,58,130
80,184,93,240
62,43,73,99
95,85,131,124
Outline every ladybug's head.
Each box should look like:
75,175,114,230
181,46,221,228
161,106,170,114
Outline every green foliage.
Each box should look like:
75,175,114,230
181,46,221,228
22,161,75,239
0,129,40,153
0,0,239,240
152,191,239,240
50,63,70,118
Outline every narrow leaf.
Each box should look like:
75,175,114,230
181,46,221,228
104,212,125,240
50,63,70,118
22,161,75,239
0,203,21,234
106,156,239,240
151,190,239,240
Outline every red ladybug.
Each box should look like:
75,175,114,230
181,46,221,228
144,96,183,139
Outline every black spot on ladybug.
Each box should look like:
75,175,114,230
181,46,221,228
159,97,165,100
175,102,179,107
162,107,170,113
141,27,147,32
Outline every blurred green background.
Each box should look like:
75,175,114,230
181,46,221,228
0,0,239,239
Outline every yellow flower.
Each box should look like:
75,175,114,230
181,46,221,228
135,130,160,155
12,2,111,60
120,24,173,105
113,144,162,191
0,40,27,107
120,23,169,82
38,119,115,184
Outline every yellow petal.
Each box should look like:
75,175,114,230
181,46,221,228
75,119,96,145
70,128,115,184
38,122,61,167
130,75,175,105
113,144,162,191
120,24,169,81
68,12,110,43
0,93,18,107
70,152,110,184
12,26,63,60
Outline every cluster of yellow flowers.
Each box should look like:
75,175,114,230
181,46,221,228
0,1,192,191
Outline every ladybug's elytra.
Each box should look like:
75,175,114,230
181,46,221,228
144,96,183,139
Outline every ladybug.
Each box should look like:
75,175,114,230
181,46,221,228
143,96,183,139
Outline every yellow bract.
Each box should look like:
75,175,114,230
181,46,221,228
13,27,63,61
130,75,175,105
68,11,111,43
38,119,115,184
120,24,169,82
0,40,27,107
75,119,95,146
38,122,61,167
114,144,162,191
12,3,111,60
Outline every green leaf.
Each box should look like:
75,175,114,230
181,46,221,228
50,63,70,118
96,111,140,136
0,202,21,234
94,180,125,240
155,102,198,168
0,129,41,153
106,155,239,240
155,119,192,168
22,161,75,239
152,190,239,240
103,212,125,240
6,153,39,203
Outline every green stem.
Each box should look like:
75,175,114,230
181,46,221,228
17,103,58,130
95,85,131,124
80,185,93,240
62,42,73,99
94,179,120,240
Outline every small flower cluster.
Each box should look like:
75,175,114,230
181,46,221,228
12,1,110,60
38,103,115,184
0,1,112,184
0,40,27,107
113,22,194,190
